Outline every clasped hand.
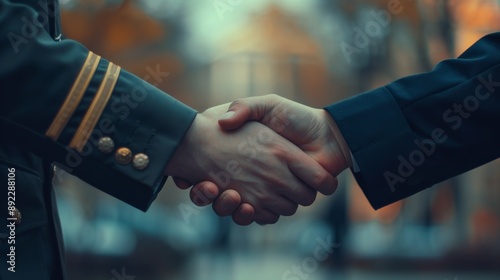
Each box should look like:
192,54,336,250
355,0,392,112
165,95,352,225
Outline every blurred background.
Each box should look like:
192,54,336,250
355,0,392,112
53,0,500,279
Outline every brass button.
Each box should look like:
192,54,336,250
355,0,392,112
9,207,22,225
115,147,133,165
133,153,149,170
98,137,115,153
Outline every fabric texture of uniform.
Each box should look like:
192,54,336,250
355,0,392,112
0,0,196,279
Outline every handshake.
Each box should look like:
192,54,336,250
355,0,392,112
164,94,353,225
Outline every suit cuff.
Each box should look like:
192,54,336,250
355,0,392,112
325,87,430,209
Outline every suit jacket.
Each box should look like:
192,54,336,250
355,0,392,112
0,0,196,279
325,32,500,210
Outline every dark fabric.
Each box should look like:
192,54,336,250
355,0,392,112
0,0,197,278
326,32,500,209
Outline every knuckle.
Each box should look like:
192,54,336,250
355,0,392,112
271,143,290,159
230,99,244,109
312,170,331,189
258,173,285,191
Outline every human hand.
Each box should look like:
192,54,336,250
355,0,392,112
165,103,338,225
187,94,353,220
219,94,352,174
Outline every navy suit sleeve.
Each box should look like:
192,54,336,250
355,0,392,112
325,32,500,209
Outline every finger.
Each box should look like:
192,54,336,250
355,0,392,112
281,201,299,216
173,177,192,190
257,142,319,206
218,95,275,130
190,181,219,206
212,189,242,216
265,196,299,216
232,203,255,226
254,209,280,225
286,147,339,196
278,177,318,206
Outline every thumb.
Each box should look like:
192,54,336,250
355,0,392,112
218,96,273,130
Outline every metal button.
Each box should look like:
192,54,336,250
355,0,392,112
115,147,133,165
133,153,149,170
98,137,115,154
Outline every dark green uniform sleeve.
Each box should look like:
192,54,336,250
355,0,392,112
325,32,500,209
0,0,196,211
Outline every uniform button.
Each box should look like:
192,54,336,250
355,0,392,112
133,153,149,170
98,137,115,153
115,147,133,165
11,208,22,225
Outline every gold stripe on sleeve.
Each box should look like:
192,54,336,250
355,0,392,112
69,62,121,152
45,51,101,140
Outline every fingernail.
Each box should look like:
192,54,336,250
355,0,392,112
219,111,235,120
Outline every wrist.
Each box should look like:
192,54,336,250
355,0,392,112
164,113,208,179
323,110,353,170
